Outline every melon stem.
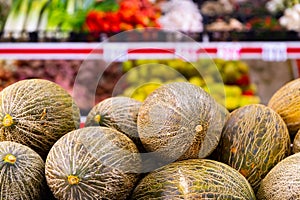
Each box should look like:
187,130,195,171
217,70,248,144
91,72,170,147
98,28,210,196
2,114,14,127
94,114,102,124
68,175,80,185
3,154,16,164
195,125,203,133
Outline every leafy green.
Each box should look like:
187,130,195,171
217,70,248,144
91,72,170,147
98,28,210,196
93,0,119,12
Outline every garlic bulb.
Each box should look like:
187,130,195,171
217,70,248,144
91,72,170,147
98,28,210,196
279,4,300,31
266,0,285,13
158,0,203,32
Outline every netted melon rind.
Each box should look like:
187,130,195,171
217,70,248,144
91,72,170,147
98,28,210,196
268,78,300,136
0,141,45,200
85,96,142,150
45,126,141,200
216,104,291,192
131,159,256,200
137,82,228,163
0,79,81,159
257,152,300,200
293,129,300,154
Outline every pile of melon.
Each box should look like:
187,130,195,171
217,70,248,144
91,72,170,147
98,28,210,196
1,77,300,199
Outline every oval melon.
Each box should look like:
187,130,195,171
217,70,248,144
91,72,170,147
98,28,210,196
137,82,228,164
0,141,45,200
268,78,300,137
85,96,143,151
131,159,256,200
45,126,141,200
257,152,300,199
216,104,290,192
0,79,80,159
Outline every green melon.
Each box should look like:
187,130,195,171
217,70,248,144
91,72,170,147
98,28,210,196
292,129,300,154
257,152,300,199
0,79,80,159
0,141,45,200
137,82,228,164
268,78,300,137
85,96,144,151
216,104,290,192
45,126,141,200
131,159,256,199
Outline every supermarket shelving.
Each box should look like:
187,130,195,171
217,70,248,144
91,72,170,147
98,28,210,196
0,42,299,61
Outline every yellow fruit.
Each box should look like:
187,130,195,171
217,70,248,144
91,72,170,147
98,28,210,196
225,96,240,111
123,87,136,97
126,70,140,84
189,76,204,87
122,61,133,72
237,61,249,74
225,85,242,97
239,95,260,107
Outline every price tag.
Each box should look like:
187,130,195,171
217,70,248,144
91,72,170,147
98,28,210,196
217,44,241,60
175,43,199,62
103,43,128,62
262,43,287,62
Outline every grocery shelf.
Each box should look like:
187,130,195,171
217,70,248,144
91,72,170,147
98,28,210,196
0,42,300,61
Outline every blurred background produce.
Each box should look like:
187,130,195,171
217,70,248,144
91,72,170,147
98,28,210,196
158,0,203,33
1,0,300,41
0,59,122,115
119,58,260,111
0,0,298,116
0,0,162,41
0,60,17,90
0,58,260,114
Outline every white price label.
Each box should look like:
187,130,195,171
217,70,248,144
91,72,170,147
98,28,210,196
262,43,287,62
217,44,241,60
175,44,199,62
103,44,128,62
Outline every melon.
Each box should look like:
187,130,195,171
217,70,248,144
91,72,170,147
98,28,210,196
268,78,300,137
215,104,290,192
0,141,45,200
257,152,300,199
292,129,300,153
0,79,80,159
137,82,228,165
85,96,144,151
45,126,141,200
131,159,256,199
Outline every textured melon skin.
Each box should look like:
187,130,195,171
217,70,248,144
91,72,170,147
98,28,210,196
85,96,143,151
257,152,300,199
293,129,300,153
137,82,228,163
0,79,80,159
131,159,256,200
268,78,300,136
45,126,141,200
216,104,290,192
0,141,45,200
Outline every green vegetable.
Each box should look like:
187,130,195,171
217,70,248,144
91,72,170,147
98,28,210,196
46,0,67,33
3,0,31,38
94,0,119,12
38,3,49,33
24,0,48,32
61,0,91,32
